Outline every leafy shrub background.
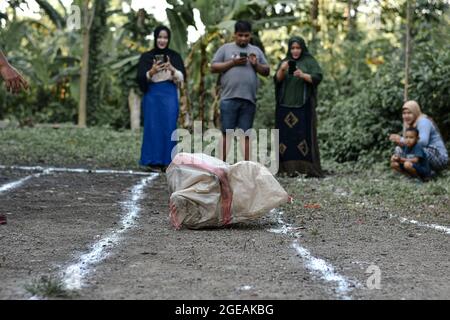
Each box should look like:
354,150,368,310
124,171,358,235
254,15,450,168
1,2,449,168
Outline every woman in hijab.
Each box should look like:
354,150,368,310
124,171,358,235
274,36,323,177
389,100,448,173
137,25,186,172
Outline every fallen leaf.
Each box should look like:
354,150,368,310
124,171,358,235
304,203,321,209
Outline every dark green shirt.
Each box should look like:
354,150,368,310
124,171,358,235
276,56,323,108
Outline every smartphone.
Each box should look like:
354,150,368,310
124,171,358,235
155,54,166,64
288,60,297,75
239,52,248,58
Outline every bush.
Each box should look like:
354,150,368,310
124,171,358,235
317,20,450,167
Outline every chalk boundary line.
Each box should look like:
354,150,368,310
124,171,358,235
0,165,153,176
1,166,360,299
0,165,159,296
63,174,159,290
268,210,360,300
1,165,449,299
3,165,448,237
389,214,450,235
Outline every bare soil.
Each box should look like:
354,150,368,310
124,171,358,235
0,169,449,300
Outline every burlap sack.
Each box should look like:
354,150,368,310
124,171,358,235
167,153,289,229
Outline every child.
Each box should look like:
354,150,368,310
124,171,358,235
390,127,432,180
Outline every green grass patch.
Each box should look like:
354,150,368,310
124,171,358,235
1,127,449,220
24,275,72,299
278,167,450,223
0,127,142,169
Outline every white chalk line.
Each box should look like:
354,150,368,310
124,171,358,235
0,165,153,176
0,165,157,297
0,169,52,195
1,165,152,197
268,210,359,300
390,214,450,235
0,175,36,194
62,173,158,290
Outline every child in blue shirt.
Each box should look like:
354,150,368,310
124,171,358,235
390,128,431,180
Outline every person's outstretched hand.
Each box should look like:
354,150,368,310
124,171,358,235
389,134,401,145
0,63,28,94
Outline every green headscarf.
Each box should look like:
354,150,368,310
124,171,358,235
275,36,323,108
287,36,312,59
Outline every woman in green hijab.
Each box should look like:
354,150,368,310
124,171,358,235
274,36,323,177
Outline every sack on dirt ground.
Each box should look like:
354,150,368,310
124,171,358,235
167,153,289,229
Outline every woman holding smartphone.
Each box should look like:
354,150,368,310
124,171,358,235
274,36,323,177
137,25,186,172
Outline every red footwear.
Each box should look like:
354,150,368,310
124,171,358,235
0,214,7,225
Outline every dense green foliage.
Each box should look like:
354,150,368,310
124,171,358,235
254,2,450,167
317,41,449,166
1,0,449,167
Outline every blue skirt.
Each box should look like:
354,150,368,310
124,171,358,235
140,81,179,166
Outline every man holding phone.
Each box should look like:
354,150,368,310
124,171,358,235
211,20,270,161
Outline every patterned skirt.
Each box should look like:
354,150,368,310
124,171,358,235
424,145,448,171
275,97,323,177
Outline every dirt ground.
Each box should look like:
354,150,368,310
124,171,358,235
0,168,449,300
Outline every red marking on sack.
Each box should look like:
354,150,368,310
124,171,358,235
172,154,233,225
169,201,181,230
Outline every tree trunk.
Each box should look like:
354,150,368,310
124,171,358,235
404,0,414,101
87,0,108,126
78,0,94,128
180,49,196,130
208,81,220,129
198,40,207,124
309,0,319,52
311,0,319,41
347,0,352,32
346,0,359,40
213,77,221,129
78,28,90,128
128,88,141,131
179,83,192,129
